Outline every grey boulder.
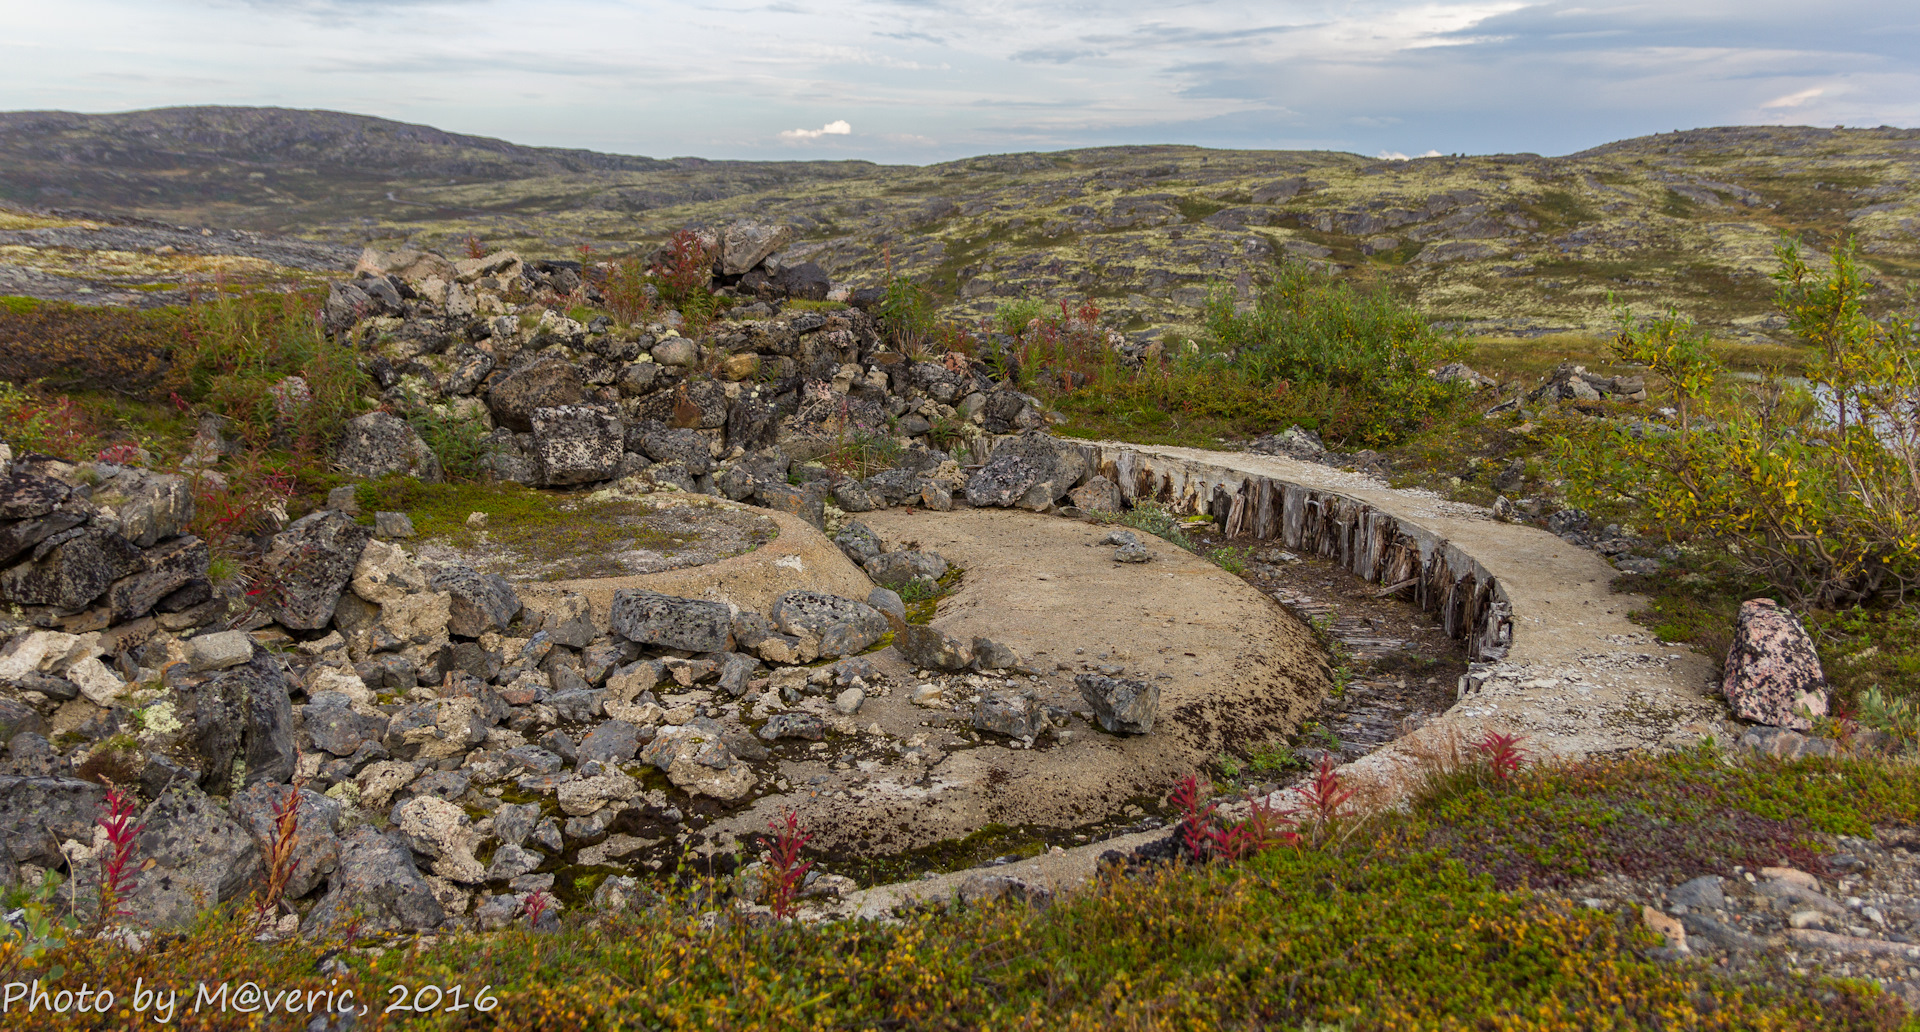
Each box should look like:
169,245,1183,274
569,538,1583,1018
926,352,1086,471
117,781,262,931
610,589,733,652
261,509,371,631
864,550,948,592
0,775,105,868
1076,673,1160,734
897,624,974,671
578,720,643,764
429,564,522,637
974,690,1045,739
306,827,447,934
964,432,1089,510
333,411,444,483
758,713,827,741
833,521,885,567
179,651,299,792
531,405,623,486
1068,475,1124,513
770,590,889,658
486,356,587,433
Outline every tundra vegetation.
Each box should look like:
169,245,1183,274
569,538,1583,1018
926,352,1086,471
1,114,1919,1027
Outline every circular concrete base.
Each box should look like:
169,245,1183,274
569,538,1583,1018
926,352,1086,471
701,508,1330,857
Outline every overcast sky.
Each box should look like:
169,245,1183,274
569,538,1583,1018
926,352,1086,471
3,0,1916,163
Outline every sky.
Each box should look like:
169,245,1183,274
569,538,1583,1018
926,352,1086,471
1,0,1916,164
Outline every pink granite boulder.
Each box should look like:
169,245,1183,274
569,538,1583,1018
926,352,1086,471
1722,599,1828,730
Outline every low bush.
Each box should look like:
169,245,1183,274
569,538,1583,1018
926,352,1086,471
649,229,716,331
877,275,939,357
1554,238,1920,608
592,256,658,327
408,405,497,482
1095,500,1197,551
172,289,368,456
997,263,1467,447
1195,263,1467,443
0,381,107,458
8,747,1910,1030
0,299,178,396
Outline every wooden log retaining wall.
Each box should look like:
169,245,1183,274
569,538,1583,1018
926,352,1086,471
1088,445,1514,663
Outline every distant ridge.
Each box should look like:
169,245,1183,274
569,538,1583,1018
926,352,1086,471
0,106,889,231
0,105,677,179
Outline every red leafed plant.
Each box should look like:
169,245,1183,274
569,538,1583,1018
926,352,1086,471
1227,796,1302,860
1473,731,1530,782
761,809,815,919
594,256,658,326
1171,774,1300,863
1170,773,1220,863
649,229,715,307
94,441,144,465
521,887,556,928
94,782,144,930
254,784,303,931
1300,755,1355,826
463,234,487,260
190,452,295,555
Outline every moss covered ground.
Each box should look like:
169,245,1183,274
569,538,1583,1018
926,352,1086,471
8,748,1917,1030
10,120,1920,343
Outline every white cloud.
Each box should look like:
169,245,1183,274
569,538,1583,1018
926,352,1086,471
779,119,853,140
1376,149,1445,160
1761,86,1826,109
1,1,1917,163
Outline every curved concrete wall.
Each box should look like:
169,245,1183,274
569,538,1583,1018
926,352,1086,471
1091,444,1513,665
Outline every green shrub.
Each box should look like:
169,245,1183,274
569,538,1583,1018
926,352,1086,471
1858,686,1920,743
1206,544,1252,574
1198,261,1466,444
994,297,1046,336
821,427,903,479
1553,238,1920,607
877,276,938,357
1099,500,1197,551
173,290,368,455
409,405,498,482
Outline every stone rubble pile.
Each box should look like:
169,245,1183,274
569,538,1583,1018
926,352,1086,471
0,434,1143,936
315,224,1096,528
0,219,1196,935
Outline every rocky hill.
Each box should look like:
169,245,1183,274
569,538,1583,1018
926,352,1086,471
0,107,887,232
3,108,1919,339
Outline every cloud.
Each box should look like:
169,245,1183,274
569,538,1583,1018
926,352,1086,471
1762,86,1826,109
1376,149,1445,160
4,0,1920,164
779,119,853,140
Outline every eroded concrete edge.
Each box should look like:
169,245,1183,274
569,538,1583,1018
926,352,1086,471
834,442,1727,920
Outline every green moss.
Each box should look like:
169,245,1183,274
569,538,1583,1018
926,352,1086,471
352,478,719,579
1526,188,1598,229
1175,196,1227,222
830,822,1047,887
